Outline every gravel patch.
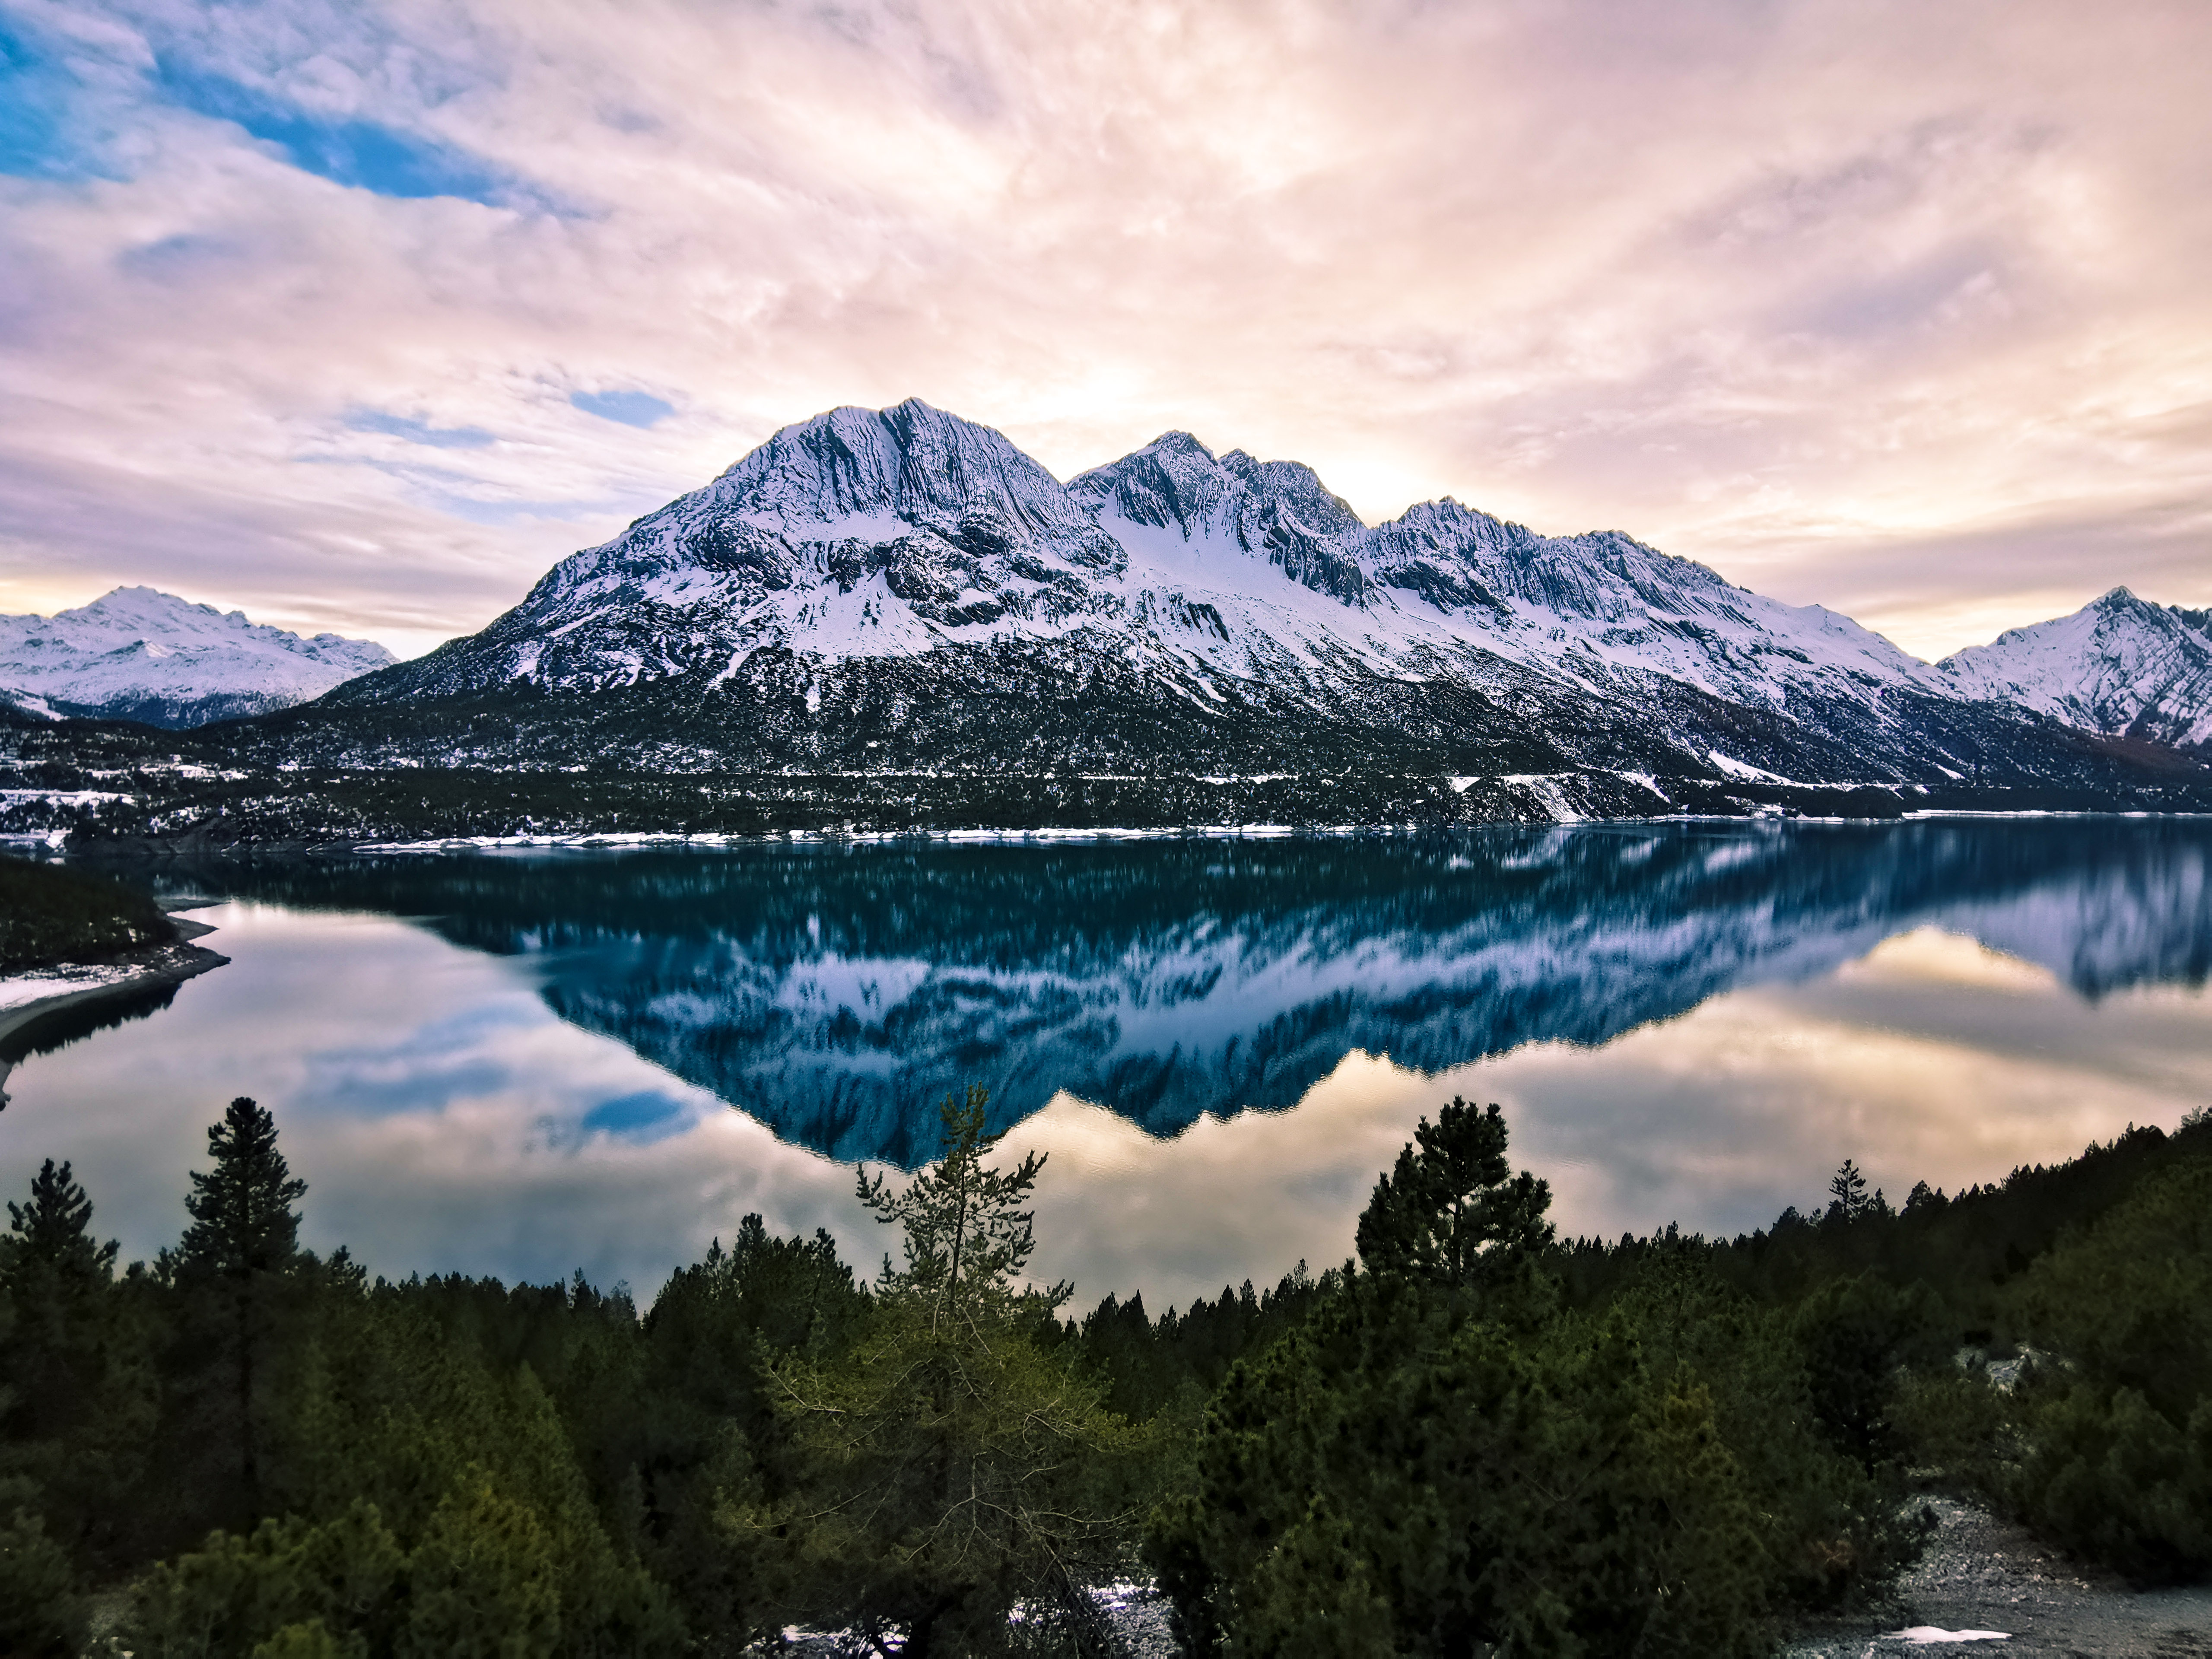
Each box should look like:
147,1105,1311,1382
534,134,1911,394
1784,1496,2212,1658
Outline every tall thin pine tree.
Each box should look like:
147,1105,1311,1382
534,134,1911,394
176,1097,306,1510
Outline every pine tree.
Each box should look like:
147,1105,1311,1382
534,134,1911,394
175,1097,308,1513
6,1161,118,1287
0,1160,149,1561
3,1161,120,1443
1355,1097,1556,1314
1827,1159,1871,1223
179,1098,307,1279
853,1084,1062,1334
762,1089,1134,1655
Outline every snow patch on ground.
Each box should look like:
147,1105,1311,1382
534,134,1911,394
0,963,143,1010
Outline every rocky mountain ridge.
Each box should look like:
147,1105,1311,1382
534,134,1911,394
0,586,395,728
299,399,2173,804
1939,587,2212,753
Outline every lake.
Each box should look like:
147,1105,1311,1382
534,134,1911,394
3,819,2209,1309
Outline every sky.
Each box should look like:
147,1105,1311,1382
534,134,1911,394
2,0,2208,662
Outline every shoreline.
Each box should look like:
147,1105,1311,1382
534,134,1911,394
0,917,230,1106
40,806,2212,861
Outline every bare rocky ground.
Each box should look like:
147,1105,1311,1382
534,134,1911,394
1783,1497,2212,1658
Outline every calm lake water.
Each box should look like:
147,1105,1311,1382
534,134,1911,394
3,820,2209,1308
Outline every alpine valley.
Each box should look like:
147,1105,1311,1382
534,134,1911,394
5,400,2210,845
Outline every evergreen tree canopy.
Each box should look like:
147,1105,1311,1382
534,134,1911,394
1354,1097,1554,1304
1827,1159,1871,1223
179,1097,307,1279
765,1088,1134,1654
855,1086,1062,1333
4,1160,117,1285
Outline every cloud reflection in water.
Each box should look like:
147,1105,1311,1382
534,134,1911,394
0,826,2207,1309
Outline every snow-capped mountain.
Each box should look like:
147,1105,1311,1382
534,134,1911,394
1941,588,2212,753
0,587,396,728
301,400,2178,798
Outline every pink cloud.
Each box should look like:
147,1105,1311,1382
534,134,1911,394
1,0,2207,659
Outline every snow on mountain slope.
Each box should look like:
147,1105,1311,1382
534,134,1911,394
1940,588,2212,751
321,400,2160,788
1070,430,1943,718
0,587,396,728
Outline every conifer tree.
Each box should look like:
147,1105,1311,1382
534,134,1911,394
854,1083,1061,1333
175,1096,308,1513
0,1159,149,1560
1828,1159,1871,1222
760,1089,1134,1655
3,1161,121,1439
180,1097,307,1279
6,1161,118,1286
1355,1096,1554,1305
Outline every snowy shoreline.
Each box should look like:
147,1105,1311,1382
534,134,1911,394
0,920,229,1103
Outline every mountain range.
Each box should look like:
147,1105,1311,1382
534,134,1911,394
0,586,394,728
280,399,2201,802
9,402,2209,823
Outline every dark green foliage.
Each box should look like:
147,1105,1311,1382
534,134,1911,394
1826,1159,1872,1222
0,851,175,968
0,1478,86,1658
1354,1097,1553,1303
179,1096,310,1280
1150,1101,1792,1657
126,1502,405,1658
630,1217,866,1645
855,1085,1060,1332
0,1160,156,1567
169,1096,312,1523
1792,1275,1937,1473
759,1092,1141,1656
4,1090,2209,1652
1995,1154,2212,1582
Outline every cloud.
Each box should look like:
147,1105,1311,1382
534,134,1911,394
0,0,2206,656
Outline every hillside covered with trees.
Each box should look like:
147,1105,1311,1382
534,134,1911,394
1,1089,2206,1655
0,854,178,973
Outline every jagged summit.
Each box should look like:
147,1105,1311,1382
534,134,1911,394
701,399,1105,544
301,400,2207,793
1941,587,2212,751
0,586,394,728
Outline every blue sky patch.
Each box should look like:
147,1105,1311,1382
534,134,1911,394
153,58,512,205
582,1089,690,1144
572,389,675,428
349,408,496,448
0,19,101,180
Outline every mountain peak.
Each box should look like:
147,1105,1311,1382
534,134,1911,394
1941,586,2212,751
703,400,1097,544
0,587,395,727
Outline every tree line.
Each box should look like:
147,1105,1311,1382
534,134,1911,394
2,1088,2207,1655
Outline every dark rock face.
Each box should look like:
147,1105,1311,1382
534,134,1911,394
287,401,2205,805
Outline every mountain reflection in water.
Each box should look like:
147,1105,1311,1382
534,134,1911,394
149,819,2212,1168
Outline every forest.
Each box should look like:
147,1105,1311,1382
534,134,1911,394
1,1085,2207,1656
0,857,178,973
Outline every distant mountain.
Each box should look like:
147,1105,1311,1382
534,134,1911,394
0,587,396,728
1941,588,2212,754
290,397,2161,807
